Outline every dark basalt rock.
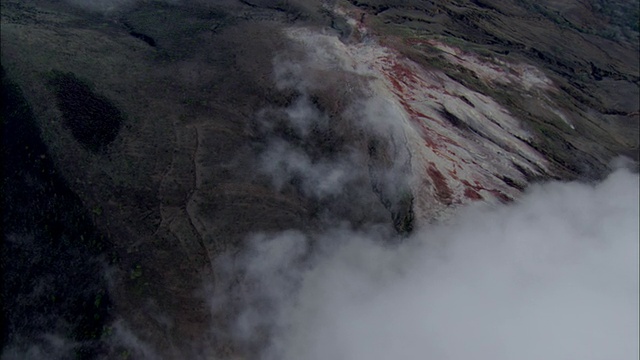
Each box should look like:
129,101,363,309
122,22,157,47
47,72,123,153
129,30,157,47
2,67,114,359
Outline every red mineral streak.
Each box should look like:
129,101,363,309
427,164,453,205
391,61,421,85
464,188,483,200
437,133,461,147
287,21,547,220
459,179,511,202
436,151,458,163
370,34,531,208
387,74,406,94
398,98,430,120
489,190,512,203
414,124,446,151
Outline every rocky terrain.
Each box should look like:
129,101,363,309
1,0,638,359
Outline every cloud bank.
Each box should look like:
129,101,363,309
236,168,639,360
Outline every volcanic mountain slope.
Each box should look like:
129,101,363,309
1,0,638,358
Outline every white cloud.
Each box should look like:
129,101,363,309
237,168,640,360
258,138,362,198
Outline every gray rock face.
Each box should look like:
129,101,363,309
1,0,637,358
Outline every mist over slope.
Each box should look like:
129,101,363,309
1,0,639,358
236,168,639,360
